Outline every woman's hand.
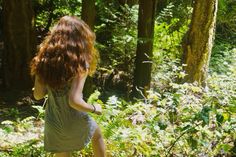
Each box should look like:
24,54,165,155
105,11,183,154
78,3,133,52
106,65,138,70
94,104,102,115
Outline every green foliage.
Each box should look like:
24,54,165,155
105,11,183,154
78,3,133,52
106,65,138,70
97,69,235,156
1,58,235,156
157,1,192,33
34,0,82,41
1,0,236,156
0,116,45,156
217,0,236,43
153,18,189,62
10,140,45,157
95,3,138,73
4,108,20,119
210,44,236,74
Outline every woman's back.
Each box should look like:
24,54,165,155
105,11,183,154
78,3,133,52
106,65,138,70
45,84,97,153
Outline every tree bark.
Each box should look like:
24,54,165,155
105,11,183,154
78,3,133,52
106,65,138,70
132,0,157,98
3,0,36,89
182,0,218,85
81,0,96,99
81,0,96,30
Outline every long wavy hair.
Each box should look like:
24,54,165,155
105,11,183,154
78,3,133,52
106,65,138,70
30,16,99,89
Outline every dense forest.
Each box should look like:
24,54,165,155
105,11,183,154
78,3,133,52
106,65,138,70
0,0,236,156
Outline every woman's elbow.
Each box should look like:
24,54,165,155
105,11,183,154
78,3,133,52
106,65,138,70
69,96,84,108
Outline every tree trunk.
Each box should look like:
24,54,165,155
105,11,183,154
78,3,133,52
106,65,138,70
182,0,218,85
2,0,35,90
81,0,96,99
81,0,96,30
132,0,157,98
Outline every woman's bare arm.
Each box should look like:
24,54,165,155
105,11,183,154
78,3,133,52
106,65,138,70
69,71,102,114
33,76,47,100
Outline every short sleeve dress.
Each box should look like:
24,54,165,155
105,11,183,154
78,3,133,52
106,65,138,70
44,84,97,153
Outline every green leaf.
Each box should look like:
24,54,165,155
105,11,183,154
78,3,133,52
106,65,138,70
220,144,232,152
3,125,14,133
158,121,167,130
228,105,236,113
87,90,101,104
216,113,224,124
197,106,211,125
1,120,14,125
187,136,198,150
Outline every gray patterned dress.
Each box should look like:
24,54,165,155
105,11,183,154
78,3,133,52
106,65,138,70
44,85,97,153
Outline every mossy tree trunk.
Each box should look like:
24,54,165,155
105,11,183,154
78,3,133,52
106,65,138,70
182,0,218,85
2,0,35,89
81,0,96,98
132,0,157,98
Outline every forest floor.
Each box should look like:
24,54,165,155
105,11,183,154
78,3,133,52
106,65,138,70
0,90,39,122
0,90,44,153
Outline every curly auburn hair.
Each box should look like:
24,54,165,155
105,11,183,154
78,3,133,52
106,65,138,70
30,16,99,89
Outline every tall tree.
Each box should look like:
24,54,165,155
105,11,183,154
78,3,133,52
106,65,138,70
132,0,157,98
81,0,96,30
81,0,96,98
182,0,218,85
2,0,35,89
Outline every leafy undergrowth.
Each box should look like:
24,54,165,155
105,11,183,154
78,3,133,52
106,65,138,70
1,77,236,156
0,50,236,156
